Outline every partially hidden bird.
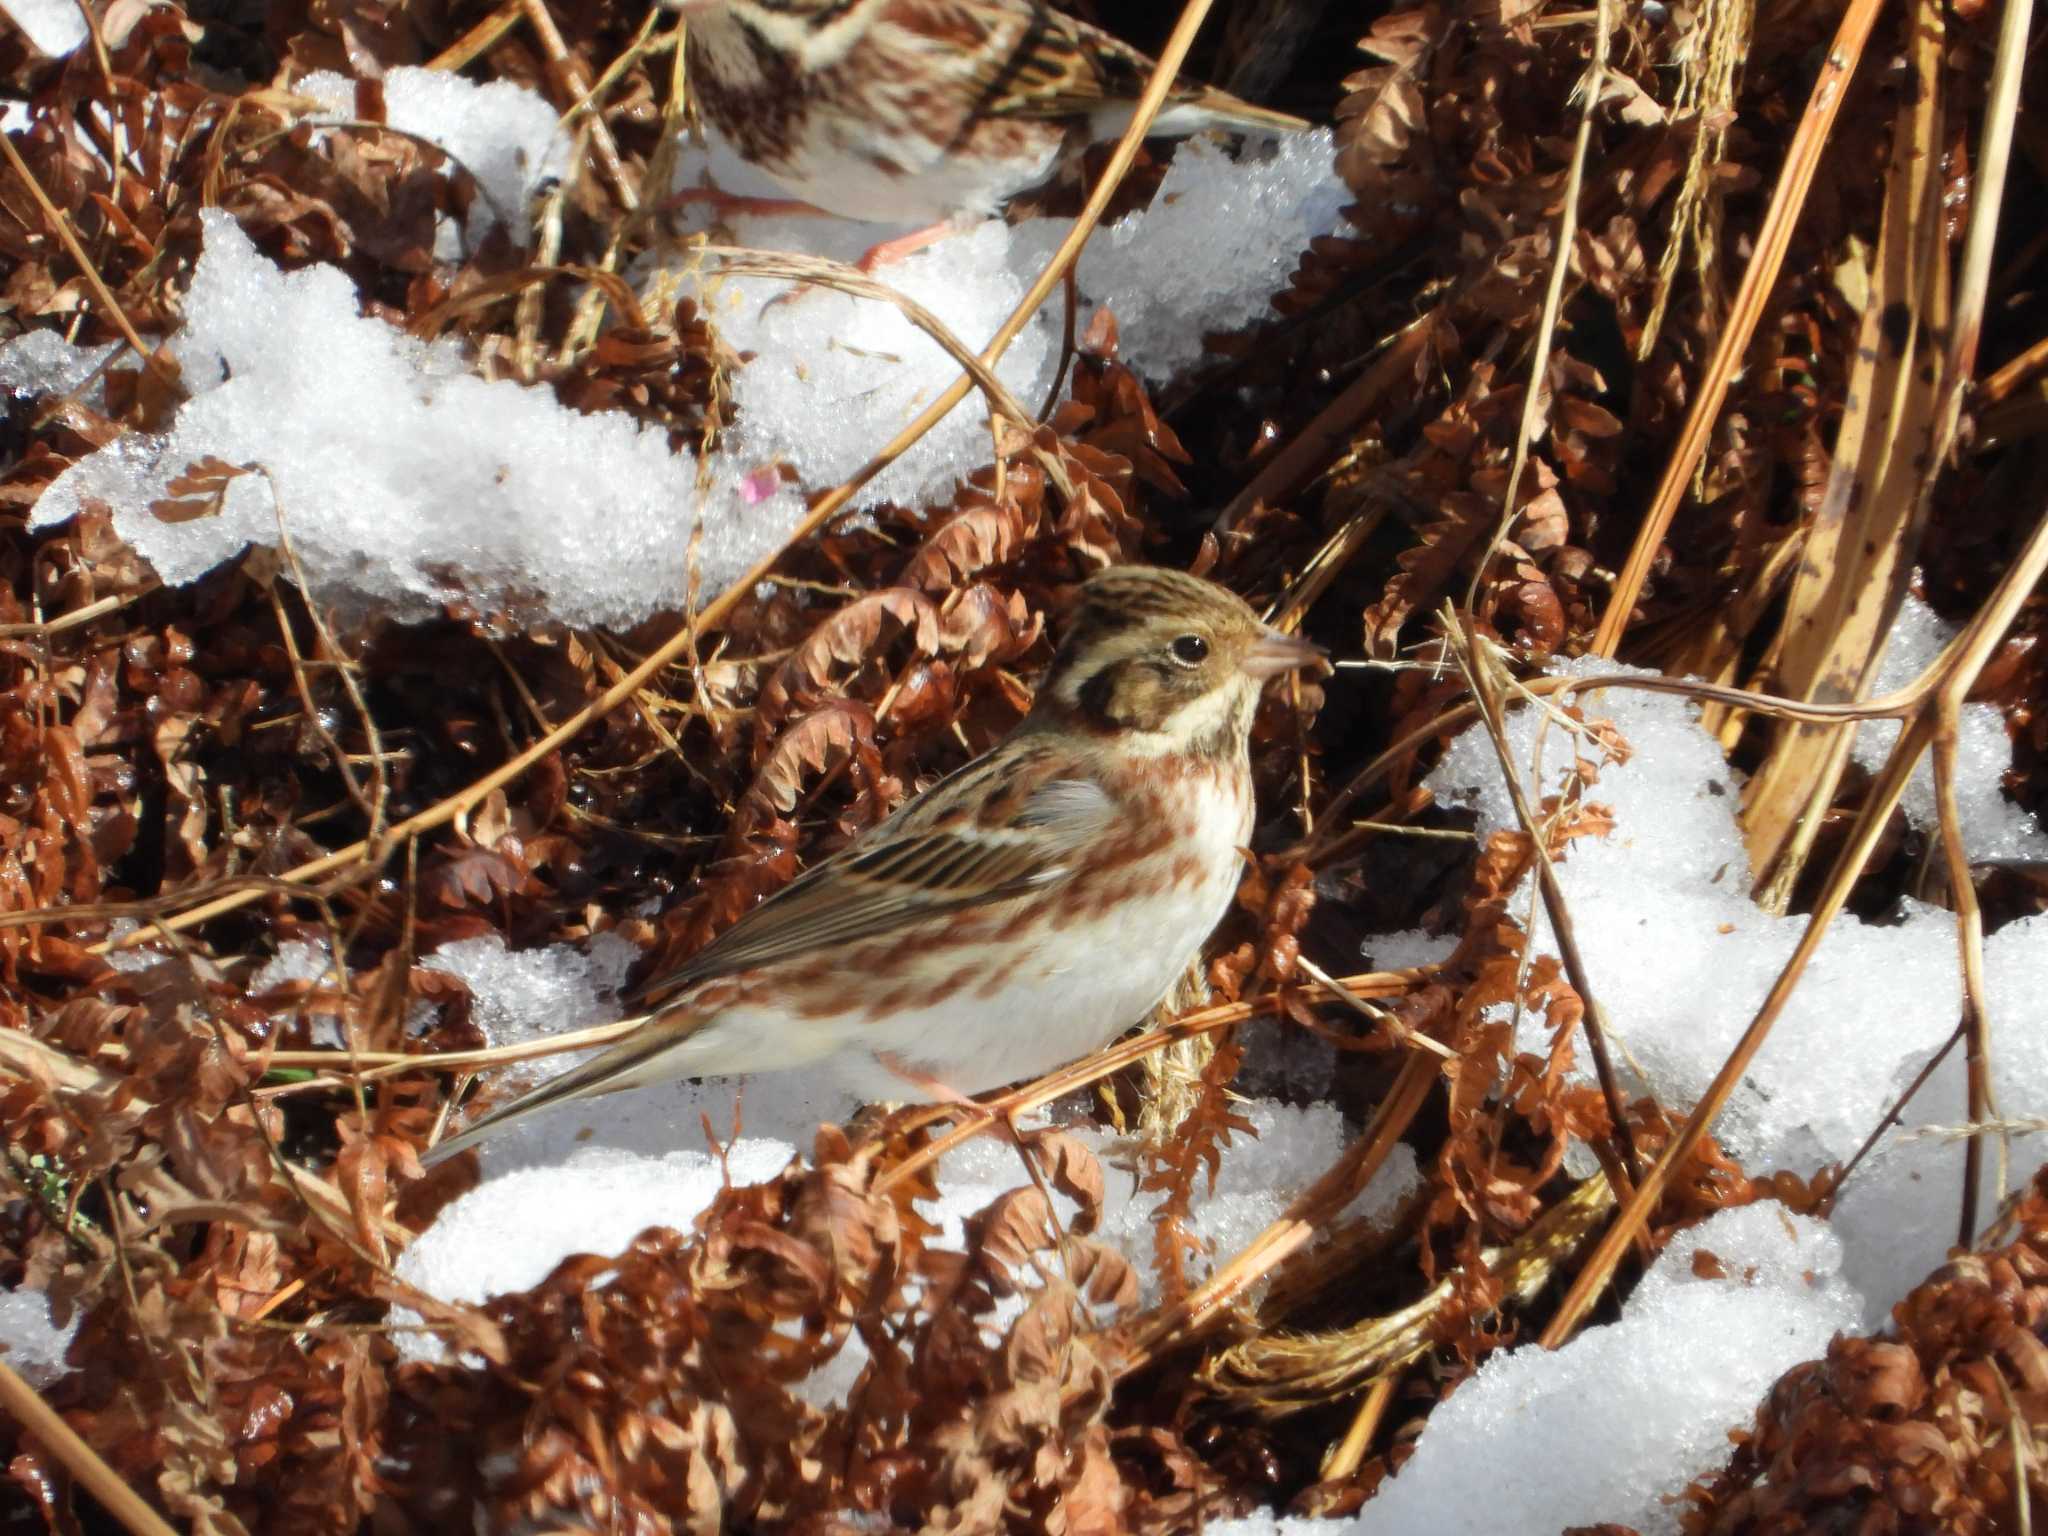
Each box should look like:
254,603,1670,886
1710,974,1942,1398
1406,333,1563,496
421,566,1322,1165
662,0,1310,265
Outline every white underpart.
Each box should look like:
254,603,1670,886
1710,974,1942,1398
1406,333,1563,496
678,769,1252,1099
783,126,1057,226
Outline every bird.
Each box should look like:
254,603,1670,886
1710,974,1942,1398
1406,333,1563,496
661,0,1310,267
421,566,1323,1165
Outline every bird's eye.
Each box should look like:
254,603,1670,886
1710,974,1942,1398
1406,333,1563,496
1169,634,1210,667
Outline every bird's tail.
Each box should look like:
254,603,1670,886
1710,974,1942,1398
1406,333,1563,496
1129,90,1312,142
418,1012,706,1168
1194,93,1313,137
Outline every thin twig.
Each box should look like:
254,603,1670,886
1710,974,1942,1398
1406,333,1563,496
1112,1046,1441,1374
1930,0,2033,455
1299,659,1958,863
1903,0,2033,1243
0,133,177,386
1817,1021,1965,1216
1212,315,1435,533
1321,1373,1398,1481
519,0,639,212
698,245,1052,446
1998,1370,2039,1536
559,7,667,135
424,0,524,72
1934,690,2004,1244
1981,331,2048,406
0,585,154,639
265,1016,642,1076
1036,266,1081,421
873,970,1427,1194
265,481,391,848
1294,954,1454,1059
1447,616,1642,1189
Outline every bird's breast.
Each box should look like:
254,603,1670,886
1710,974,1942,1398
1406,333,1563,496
809,759,1255,1096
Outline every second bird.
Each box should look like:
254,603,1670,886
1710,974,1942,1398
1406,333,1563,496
664,0,1308,258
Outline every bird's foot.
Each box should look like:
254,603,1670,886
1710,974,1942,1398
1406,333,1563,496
853,221,955,273
876,1053,1070,1253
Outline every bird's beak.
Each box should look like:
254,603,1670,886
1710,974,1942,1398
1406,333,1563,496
1240,626,1327,681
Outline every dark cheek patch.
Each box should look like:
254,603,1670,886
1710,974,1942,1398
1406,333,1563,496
1078,663,1176,731
1076,666,1117,723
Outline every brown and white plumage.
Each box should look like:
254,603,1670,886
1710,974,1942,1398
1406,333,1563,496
668,0,1309,228
421,567,1321,1165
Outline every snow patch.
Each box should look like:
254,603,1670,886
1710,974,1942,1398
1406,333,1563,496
1211,1204,1859,1536
0,0,88,57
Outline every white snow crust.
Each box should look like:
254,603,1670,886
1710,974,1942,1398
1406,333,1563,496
29,126,1346,626
1407,617,2045,1325
0,0,87,57
1209,1204,1859,1536
294,67,572,253
0,1285,77,1387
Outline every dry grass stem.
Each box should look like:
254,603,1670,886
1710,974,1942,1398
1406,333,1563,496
424,0,526,72
0,1360,181,1536
1212,315,1434,533
1466,0,1610,611
1738,0,1945,905
0,133,177,386
1206,1171,1617,1415
1321,1373,1398,1480
520,0,640,211
1592,0,1885,656
876,969,1428,1193
1113,1046,1441,1374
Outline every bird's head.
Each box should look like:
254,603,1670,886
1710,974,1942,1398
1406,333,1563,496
1036,566,1324,758
661,0,876,58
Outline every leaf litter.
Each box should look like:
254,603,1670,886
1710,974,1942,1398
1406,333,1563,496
0,0,2045,1532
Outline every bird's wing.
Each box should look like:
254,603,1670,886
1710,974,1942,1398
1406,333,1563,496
423,762,1117,1167
928,0,1308,134
648,758,1117,991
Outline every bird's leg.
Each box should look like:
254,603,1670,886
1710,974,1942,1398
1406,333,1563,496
755,221,960,314
877,1052,1024,1142
876,1052,1071,1253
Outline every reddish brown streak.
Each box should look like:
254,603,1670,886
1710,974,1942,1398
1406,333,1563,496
712,736,1243,1028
